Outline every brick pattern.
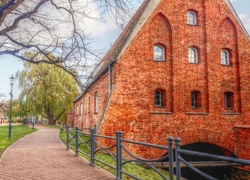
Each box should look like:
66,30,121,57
0,125,115,180
73,73,111,130
72,0,250,160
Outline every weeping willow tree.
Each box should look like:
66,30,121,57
18,53,79,125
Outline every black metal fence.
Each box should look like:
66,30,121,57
66,126,250,180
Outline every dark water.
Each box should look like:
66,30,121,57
171,143,235,179
180,166,231,180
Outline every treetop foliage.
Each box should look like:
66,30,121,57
18,52,80,124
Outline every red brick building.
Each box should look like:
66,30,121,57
72,0,250,165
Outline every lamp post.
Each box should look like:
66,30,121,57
32,96,36,131
8,74,15,140
22,100,26,126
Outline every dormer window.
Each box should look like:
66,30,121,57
154,45,165,61
188,47,198,63
187,11,197,25
221,49,230,65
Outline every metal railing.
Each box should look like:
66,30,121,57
174,138,250,180
66,126,250,180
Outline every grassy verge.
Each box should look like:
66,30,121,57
59,130,172,180
44,124,63,130
0,125,36,157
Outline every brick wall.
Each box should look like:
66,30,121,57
72,0,250,160
98,0,250,159
73,72,112,130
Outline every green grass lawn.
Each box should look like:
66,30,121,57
59,130,172,180
0,125,35,157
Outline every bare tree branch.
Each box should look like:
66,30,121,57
0,0,138,89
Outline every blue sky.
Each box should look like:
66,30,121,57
0,0,249,100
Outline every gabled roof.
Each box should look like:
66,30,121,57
94,0,151,76
82,0,250,95
83,0,161,93
76,0,151,101
224,0,250,40
96,0,249,73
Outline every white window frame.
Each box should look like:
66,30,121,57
188,47,198,63
221,50,230,65
187,11,197,25
154,45,165,61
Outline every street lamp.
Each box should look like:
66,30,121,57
32,96,36,131
8,74,15,140
22,100,26,125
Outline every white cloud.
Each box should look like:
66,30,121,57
84,15,118,37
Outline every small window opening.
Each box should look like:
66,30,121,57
155,89,166,107
191,91,201,108
224,92,234,109
154,45,165,61
221,50,230,65
188,47,198,63
187,11,197,25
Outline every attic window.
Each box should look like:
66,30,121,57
154,45,165,61
221,49,230,65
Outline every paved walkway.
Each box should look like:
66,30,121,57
0,125,115,180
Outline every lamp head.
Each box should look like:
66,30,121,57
9,74,15,85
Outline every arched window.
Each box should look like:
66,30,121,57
221,49,230,65
187,11,197,25
154,45,165,61
188,47,198,63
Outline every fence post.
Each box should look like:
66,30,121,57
174,138,181,180
66,125,69,150
94,125,97,133
32,120,34,131
75,127,79,157
90,128,95,166
93,126,96,154
116,131,122,180
167,136,174,180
